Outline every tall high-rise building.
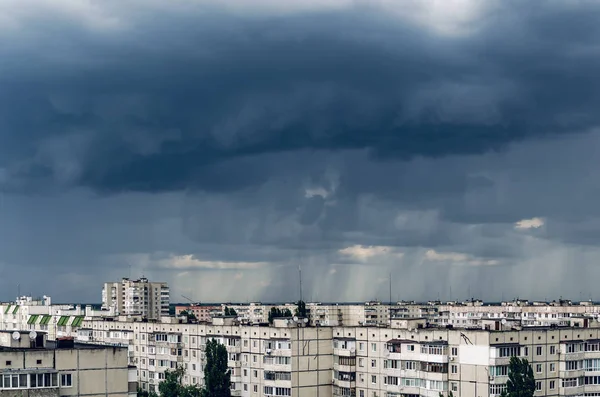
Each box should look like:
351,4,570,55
101,278,169,320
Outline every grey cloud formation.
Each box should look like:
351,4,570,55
1,1,600,302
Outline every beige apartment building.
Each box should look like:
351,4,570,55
331,319,600,397
0,330,136,396
102,278,170,320
80,316,333,397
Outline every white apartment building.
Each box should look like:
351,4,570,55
0,330,136,397
102,278,170,320
330,319,600,397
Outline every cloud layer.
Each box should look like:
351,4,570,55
1,1,600,302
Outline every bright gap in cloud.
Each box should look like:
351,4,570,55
515,217,545,230
339,245,404,261
424,249,499,266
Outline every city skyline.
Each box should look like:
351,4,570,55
2,1,600,302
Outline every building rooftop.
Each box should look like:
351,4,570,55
0,340,126,352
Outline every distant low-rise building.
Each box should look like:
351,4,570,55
175,304,221,322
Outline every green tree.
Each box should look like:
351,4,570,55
203,339,231,397
137,387,149,397
180,310,197,322
224,307,237,316
500,356,535,397
295,300,307,318
158,367,201,397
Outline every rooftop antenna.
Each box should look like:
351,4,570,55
298,263,303,303
389,273,392,305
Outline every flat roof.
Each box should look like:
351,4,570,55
0,341,127,352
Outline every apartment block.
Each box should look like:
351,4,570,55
80,316,333,397
102,278,170,320
0,330,136,396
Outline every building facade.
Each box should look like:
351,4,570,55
8,296,600,396
0,330,136,397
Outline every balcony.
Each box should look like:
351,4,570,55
333,363,356,373
333,379,356,389
333,348,356,357
269,349,292,357
561,385,584,396
263,363,292,373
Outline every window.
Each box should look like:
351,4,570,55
36,359,42,365
244,384,247,391
498,346,520,357
536,364,542,373
489,384,507,395
5,361,11,366
535,381,542,391
371,375,376,384
490,366,508,376
384,359,399,369
451,382,458,392
549,380,555,389
451,347,458,356
371,343,377,352
549,363,556,372
407,345,415,351
405,361,417,370
567,343,583,353
566,360,581,371
536,346,542,355
359,342,364,351
254,385,258,392
562,377,580,388
523,346,528,356
61,374,73,387
585,359,600,371
28,373,58,388
359,358,364,367
371,360,376,368
550,345,556,354
360,391,365,397
451,365,458,374
384,376,399,385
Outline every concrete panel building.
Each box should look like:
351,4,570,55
102,278,170,320
0,330,136,397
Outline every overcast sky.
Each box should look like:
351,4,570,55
1,0,600,303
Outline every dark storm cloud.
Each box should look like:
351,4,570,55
3,1,600,303
1,1,600,194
